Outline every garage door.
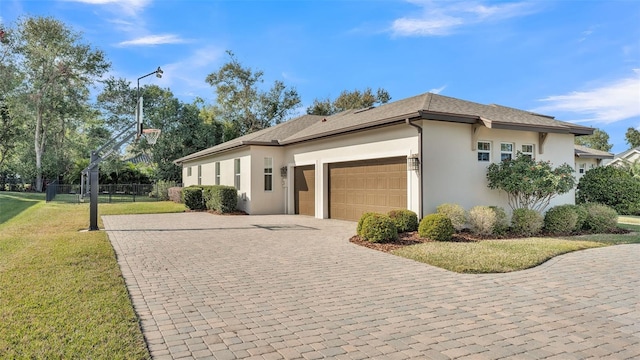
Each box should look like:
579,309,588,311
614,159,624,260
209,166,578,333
294,165,315,216
329,157,407,221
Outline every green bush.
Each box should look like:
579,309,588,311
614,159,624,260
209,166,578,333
490,206,510,236
357,212,378,237
418,213,455,241
544,205,578,234
153,180,177,201
387,209,419,232
182,186,205,210
582,203,618,233
436,203,466,231
467,206,497,236
577,166,640,215
511,208,544,236
360,214,398,243
203,185,238,213
168,187,183,203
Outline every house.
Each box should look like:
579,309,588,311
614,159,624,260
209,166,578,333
573,145,614,181
174,93,593,221
607,146,640,168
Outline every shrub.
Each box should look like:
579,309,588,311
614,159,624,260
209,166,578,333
360,214,398,243
571,204,588,231
153,180,177,201
387,209,419,232
182,186,205,210
544,205,578,234
203,185,238,213
357,212,378,237
490,206,509,236
436,203,466,231
168,187,183,203
467,206,496,236
582,203,618,233
577,166,640,215
511,208,544,236
418,214,455,241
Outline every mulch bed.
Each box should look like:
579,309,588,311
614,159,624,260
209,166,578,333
349,228,631,254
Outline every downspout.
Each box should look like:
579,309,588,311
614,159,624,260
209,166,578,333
406,118,423,219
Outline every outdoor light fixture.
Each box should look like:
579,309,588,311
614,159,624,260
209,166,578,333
280,166,288,178
407,154,420,171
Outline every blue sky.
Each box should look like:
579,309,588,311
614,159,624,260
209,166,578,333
1,0,639,153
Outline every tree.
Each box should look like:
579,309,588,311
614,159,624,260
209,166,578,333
306,87,391,116
625,127,640,149
574,128,612,152
576,165,640,215
205,51,301,137
9,16,109,191
486,154,576,212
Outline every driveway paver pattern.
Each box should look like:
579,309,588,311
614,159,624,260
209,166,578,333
104,213,640,360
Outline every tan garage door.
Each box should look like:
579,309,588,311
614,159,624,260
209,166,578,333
294,165,315,216
329,157,407,221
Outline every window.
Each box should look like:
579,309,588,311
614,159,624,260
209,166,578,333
521,144,534,159
578,163,586,174
264,157,273,191
197,165,202,185
477,141,491,162
234,158,241,190
215,162,220,185
187,166,192,176
500,143,514,161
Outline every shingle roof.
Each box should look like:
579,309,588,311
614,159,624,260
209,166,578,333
174,93,594,164
574,145,614,159
613,146,640,160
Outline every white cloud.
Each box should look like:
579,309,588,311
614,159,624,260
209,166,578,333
63,0,151,16
117,34,190,47
391,1,539,37
534,70,640,124
429,85,447,94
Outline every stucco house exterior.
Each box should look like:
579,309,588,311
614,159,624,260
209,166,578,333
573,145,614,181
607,146,640,168
174,93,593,221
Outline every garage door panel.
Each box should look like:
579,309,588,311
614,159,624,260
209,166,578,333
294,166,315,216
329,157,407,221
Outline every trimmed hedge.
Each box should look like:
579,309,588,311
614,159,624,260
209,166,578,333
182,186,205,210
436,203,466,231
511,208,543,236
467,206,497,236
582,203,618,233
360,213,398,243
357,212,378,237
418,213,455,241
203,185,238,213
544,205,578,234
490,206,509,236
576,166,640,215
387,209,419,233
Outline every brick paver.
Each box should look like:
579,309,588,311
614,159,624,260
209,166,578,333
104,213,640,359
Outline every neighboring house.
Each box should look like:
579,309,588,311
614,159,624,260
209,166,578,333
174,93,593,221
573,145,614,181
607,146,640,168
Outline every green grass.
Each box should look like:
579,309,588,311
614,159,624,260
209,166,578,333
392,238,606,273
0,192,185,359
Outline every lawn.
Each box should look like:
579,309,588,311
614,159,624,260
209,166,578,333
0,192,185,359
390,223,640,274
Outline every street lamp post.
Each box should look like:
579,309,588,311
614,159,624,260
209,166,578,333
85,66,163,231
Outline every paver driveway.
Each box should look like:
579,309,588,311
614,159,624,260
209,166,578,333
104,213,640,360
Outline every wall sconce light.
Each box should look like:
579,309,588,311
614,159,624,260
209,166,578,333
407,154,420,171
280,166,288,177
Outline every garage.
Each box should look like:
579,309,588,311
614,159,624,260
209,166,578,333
329,157,407,221
294,165,315,216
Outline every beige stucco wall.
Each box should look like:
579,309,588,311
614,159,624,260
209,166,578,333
282,124,420,218
421,120,576,214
